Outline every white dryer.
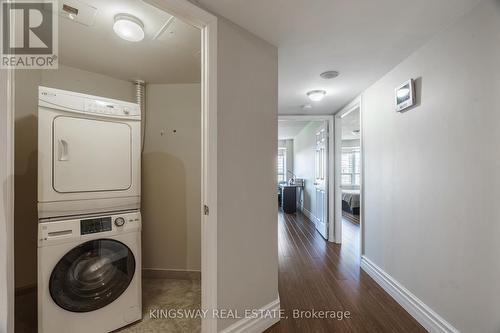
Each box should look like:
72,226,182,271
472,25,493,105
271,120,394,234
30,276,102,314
38,87,141,219
38,211,142,333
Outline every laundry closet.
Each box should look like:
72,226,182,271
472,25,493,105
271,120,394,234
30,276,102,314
13,0,202,332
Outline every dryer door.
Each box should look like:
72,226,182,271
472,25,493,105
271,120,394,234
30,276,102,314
52,116,132,193
49,239,136,312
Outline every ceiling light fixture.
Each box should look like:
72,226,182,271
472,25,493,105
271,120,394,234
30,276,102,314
320,70,340,79
301,104,313,111
113,14,145,42
307,90,327,102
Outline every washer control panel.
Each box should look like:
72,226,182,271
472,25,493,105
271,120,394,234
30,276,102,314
39,211,141,247
80,217,112,235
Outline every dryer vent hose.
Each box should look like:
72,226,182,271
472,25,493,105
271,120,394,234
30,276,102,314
134,80,146,152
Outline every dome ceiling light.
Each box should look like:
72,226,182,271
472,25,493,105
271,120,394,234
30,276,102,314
113,14,145,42
307,90,327,102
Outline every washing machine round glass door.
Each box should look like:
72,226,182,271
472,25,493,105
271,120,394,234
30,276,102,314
49,239,136,312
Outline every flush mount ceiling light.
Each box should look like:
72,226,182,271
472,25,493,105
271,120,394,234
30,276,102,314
306,90,327,102
320,70,340,79
113,14,145,42
301,104,313,111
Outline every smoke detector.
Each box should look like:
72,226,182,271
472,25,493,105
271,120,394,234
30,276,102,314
320,70,340,79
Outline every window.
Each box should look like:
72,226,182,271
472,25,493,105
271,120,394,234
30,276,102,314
277,148,287,183
341,148,360,186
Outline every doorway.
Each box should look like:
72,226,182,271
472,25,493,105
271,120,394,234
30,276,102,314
1,0,218,332
277,115,334,241
334,101,362,256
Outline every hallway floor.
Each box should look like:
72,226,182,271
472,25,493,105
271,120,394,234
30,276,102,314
265,211,426,333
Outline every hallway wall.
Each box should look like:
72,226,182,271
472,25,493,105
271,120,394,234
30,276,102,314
360,0,500,331
217,17,279,331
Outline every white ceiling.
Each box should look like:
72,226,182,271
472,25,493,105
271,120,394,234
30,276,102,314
195,0,480,114
59,0,200,83
278,120,310,140
341,108,360,141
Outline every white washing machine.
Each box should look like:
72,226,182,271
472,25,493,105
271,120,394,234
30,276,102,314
38,211,142,333
38,87,141,220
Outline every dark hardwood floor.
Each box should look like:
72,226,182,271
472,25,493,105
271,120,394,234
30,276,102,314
265,210,426,333
342,210,360,225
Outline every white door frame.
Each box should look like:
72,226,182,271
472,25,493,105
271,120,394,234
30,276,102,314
0,1,218,332
333,97,364,256
279,115,336,243
0,68,15,333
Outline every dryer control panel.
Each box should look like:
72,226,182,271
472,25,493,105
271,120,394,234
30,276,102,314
39,86,141,119
84,99,138,117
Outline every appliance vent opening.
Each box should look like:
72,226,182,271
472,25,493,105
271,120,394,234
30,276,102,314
62,4,79,16
59,0,97,27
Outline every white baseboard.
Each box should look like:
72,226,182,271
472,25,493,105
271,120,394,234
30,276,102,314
219,298,280,333
361,256,459,333
301,207,317,224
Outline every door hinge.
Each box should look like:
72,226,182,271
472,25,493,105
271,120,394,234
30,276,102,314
204,205,209,216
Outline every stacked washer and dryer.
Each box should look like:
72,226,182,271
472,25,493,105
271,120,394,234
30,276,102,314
37,86,142,333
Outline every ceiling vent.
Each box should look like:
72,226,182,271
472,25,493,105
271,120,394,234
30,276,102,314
59,0,97,27
153,16,176,40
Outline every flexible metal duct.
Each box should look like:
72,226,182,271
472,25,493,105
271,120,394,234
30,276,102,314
133,80,146,152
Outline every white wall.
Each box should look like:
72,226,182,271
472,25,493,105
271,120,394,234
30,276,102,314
142,83,201,271
217,17,279,331
293,122,322,214
361,1,500,332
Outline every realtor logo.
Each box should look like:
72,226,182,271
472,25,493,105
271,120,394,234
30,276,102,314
1,0,58,68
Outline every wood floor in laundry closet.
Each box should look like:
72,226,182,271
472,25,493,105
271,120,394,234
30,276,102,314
14,278,201,333
264,210,427,333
